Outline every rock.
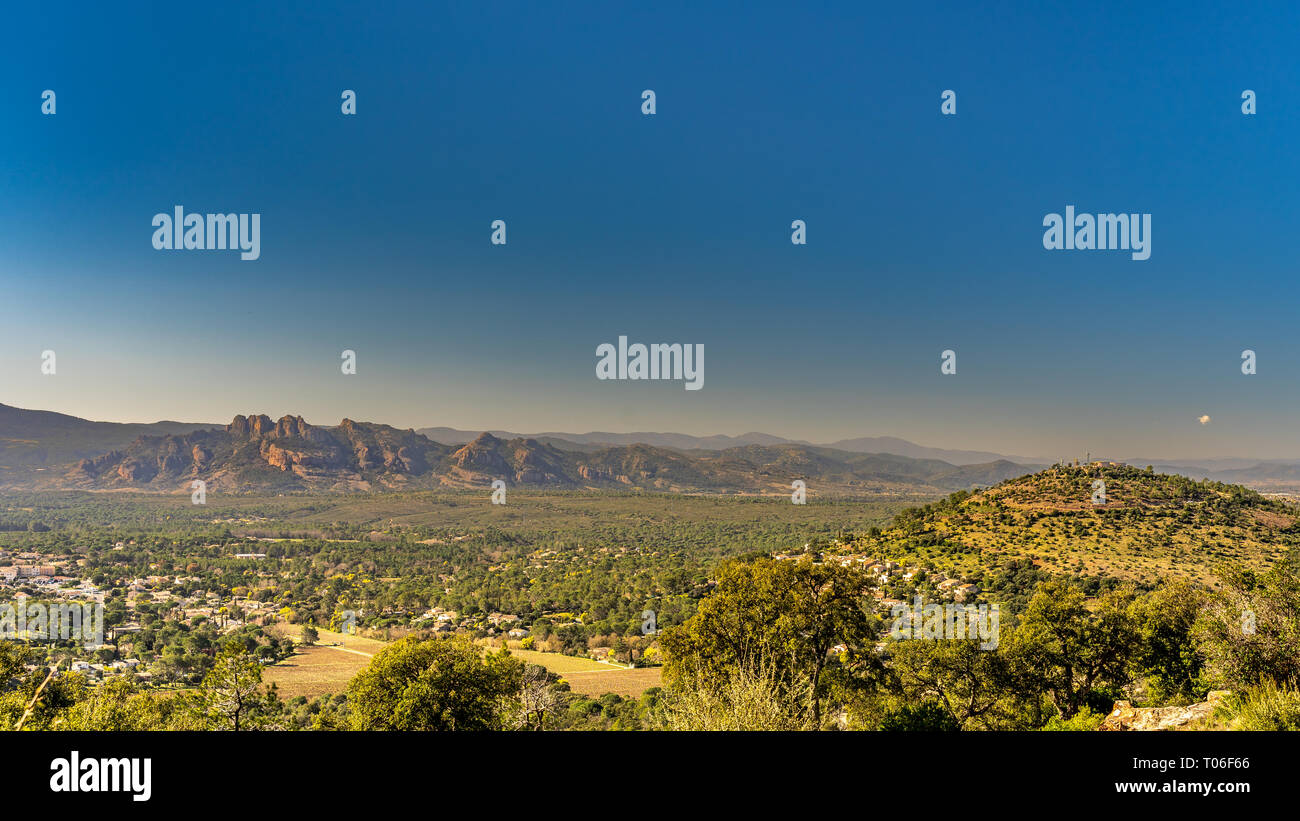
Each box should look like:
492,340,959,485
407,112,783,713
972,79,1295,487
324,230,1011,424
1099,691,1230,731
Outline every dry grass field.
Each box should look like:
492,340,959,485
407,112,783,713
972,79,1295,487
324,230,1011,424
496,647,613,672
486,646,662,697
261,624,662,700
559,667,663,697
262,644,372,700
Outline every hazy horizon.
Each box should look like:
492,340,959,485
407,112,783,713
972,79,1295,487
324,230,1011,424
9,397,1300,465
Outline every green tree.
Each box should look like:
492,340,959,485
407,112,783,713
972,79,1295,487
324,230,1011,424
347,636,523,731
1012,581,1140,719
879,700,961,731
0,641,30,688
62,678,192,731
659,556,873,728
889,635,1010,729
1196,562,1300,689
193,641,279,730
1131,580,1208,703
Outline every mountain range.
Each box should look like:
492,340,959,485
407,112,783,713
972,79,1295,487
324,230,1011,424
0,404,1035,495
5,402,1300,495
414,426,1030,464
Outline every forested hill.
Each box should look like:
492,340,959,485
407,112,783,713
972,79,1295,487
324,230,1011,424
848,463,1299,585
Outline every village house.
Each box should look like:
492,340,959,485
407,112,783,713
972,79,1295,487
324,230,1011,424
15,565,57,578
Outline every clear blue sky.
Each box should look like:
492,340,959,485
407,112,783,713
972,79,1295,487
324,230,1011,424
2,1,1298,459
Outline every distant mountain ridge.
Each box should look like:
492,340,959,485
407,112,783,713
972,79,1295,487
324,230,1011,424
0,403,212,469
416,426,1300,493
416,427,801,453
415,426,1039,464
7,402,1300,494
0,404,1039,495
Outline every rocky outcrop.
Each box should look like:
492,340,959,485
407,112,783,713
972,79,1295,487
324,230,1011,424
445,433,574,486
228,414,276,437
1099,691,1230,731
451,433,510,472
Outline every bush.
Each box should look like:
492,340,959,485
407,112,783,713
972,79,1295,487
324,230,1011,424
1214,681,1300,730
879,701,961,732
1040,706,1105,731
661,660,815,731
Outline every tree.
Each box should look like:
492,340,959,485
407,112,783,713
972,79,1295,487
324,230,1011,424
1131,580,1208,703
0,669,81,731
347,636,523,731
661,656,815,731
0,641,30,688
62,678,192,731
787,558,876,725
879,700,961,731
889,636,1010,729
659,556,873,728
301,625,319,646
193,641,279,730
1196,562,1300,689
516,663,560,730
1012,581,1139,719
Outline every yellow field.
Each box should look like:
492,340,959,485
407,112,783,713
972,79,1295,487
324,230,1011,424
489,646,663,697
262,624,662,700
268,623,389,655
262,644,372,700
560,667,662,698
308,627,390,656
498,647,614,672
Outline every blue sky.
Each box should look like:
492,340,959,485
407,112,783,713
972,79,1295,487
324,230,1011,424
2,1,1299,459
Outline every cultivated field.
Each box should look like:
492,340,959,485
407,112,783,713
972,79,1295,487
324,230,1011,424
263,645,372,700
501,647,615,672
261,624,381,700
496,647,664,696
559,667,663,698
262,624,662,700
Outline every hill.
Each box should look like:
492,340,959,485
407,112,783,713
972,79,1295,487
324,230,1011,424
0,402,213,471
848,463,1300,585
